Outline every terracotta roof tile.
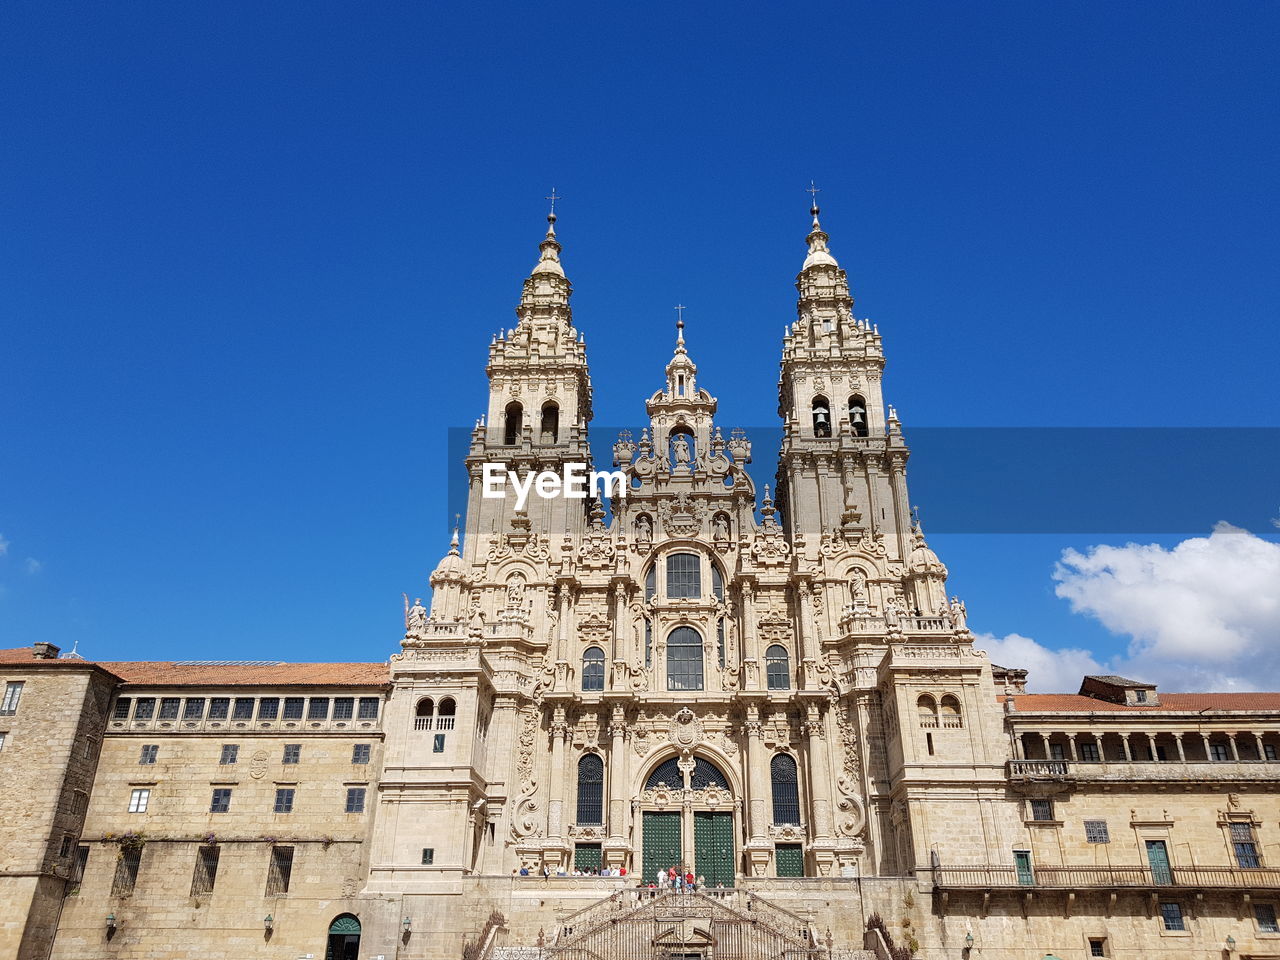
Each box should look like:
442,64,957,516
1008,692,1280,713
0,648,387,687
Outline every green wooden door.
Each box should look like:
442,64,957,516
775,843,804,877
642,811,682,885
694,811,734,887
1146,840,1172,885
1014,851,1034,886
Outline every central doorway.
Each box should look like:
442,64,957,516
643,810,682,883
325,914,361,960
694,811,734,887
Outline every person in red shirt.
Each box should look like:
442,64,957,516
685,870,695,891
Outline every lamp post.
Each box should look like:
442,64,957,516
1226,936,1237,954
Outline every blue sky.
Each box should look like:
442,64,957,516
2,3,1278,688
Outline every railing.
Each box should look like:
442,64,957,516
438,716,456,730
1008,759,1071,777
414,717,432,730
1009,758,1280,782
931,864,1280,889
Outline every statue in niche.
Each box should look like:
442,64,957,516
635,514,653,545
849,571,867,603
672,433,693,468
506,575,526,610
713,513,730,541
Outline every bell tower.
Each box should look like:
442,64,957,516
774,196,913,560
462,205,595,560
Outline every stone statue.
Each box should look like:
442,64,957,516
506,575,525,610
672,434,691,466
713,513,730,541
635,514,652,544
849,571,867,603
949,596,968,629
403,594,427,636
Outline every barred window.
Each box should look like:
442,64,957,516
582,648,606,691
71,845,90,885
139,744,158,765
765,645,790,690
307,697,329,720
190,845,220,896
352,744,371,764
158,698,181,719
210,788,232,813
282,698,305,720
134,697,156,720
258,698,280,720
1256,903,1280,933
112,847,142,897
333,697,354,720
1233,822,1262,868
345,787,366,813
208,697,230,720
1084,820,1110,843
1159,902,1184,931
265,846,294,896
232,698,255,720
358,697,380,720
282,744,300,764
1029,799,1055,821
691,757,729,790
645,757,683,791
666,553,701,599
576,754,604,825
770,754,800,825
274,788,295,814
219,744,238,765
183,698,205,720
666,626,704,691
112,697,132,720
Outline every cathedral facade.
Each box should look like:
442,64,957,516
4,207,1280,960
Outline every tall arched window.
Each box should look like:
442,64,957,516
765,645,790,690
576,754,604,824
437,697,457,730
666,626,704,691
691,757,729,790
645,756,684,790
771,754,800,825
540,401,559,444
849,395,869,437
717,619,726,668
917,694,938,728
812,396,832,437
414,698,435,731
582,647,605,691
645,564,656,601
667,553,701,599
711,564,724,601
503,402,523,445
644,618,652,668
940,695,962,728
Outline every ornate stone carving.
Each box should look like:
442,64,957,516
657,493,707,538
834,702,866,840
510,708,542,841
667,708,704,755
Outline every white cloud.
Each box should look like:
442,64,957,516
973,632,1103,693
24,558,42,575
0,533,8,556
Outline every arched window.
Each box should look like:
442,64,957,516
917,694,938,728
691,757,728,790
717,619,726,668
503,402,523,445
849,395,869,437
540,401,559,444
711,563,724,601
940,695,962,728
667,553,701,599
645,564,656,601
645,756,684,790
644,618,652,668
770,754,800,825
414,698,435,731
437,697,457,730
582,647,605,691
812,396,832,438
765,645,790,690
666,626,704,691
576,754,604,824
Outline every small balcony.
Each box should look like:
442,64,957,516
1007,758,1280,783
931,863,1280,890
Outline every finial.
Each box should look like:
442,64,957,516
674,305,687,354
545,187,561,224
450,516,460,553
806,180,821,220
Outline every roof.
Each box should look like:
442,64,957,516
0,648,388,688
1006,692,1280,713
1083,674,1152,687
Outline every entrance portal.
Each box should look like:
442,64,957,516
325,914,361,960
694,811,733,887
643,810,682,882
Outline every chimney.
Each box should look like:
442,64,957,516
31,641,61,660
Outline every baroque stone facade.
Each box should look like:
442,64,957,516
3,207,1280,960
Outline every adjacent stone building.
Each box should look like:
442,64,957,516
3,206,1278,960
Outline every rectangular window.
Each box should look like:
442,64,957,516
139,744,158,765
1256,903,1280,933
307,697,329,720
358,697,380,720
433,734,446,753
1049,742,1066,760
1085,820,1110,843
112,697,133,720
274,788,295,814
208,697,230,720
1267,744,1278,761
190,845,220,895
0,681,25,715
128,788,150,813
232,698,255,720
210,788,232,813
282,697,305,720
345,787,366,813
421,847,434,865
1160,902,1185,931
775,843,805,877
333,697,354,720
1079,742,1100,762
282,744,301,764
352,744,371,764
219,744,238,765
574,843,602,872
1089,939,1106,957
60,834,76,858
666,553,702,599
112,847,142,896
158,697,181,719
0,732,7,752
1211,742,1230,761
183,698,205,720
258,698,280,720
1233,822,1263,867
1029,799,1055,821
71,845,90,885
134,697,156,720
1135,689,1147,702
266,846,294,896
71,789,88,815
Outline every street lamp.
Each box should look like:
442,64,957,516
105,913,116,933
1226,936,1237,953
263,914,273,933
403,916,413,933
965,933,975,949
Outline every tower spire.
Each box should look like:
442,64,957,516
802,182,839,270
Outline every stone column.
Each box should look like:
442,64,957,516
605,705,630,869
1228,735,1240,761
609,583,627,689
553,585,572,692
742,704,773,876
1067,734,1079,761
740,582,761,691
547,707,569,842
806,703,837,876
795,581,813,686
1255,733,1266,761
1201,733,1212,760
864,454,883,538
887,451,911,556
1146,734,1157,761
1117,734,1130,762
1174,735,1186,762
